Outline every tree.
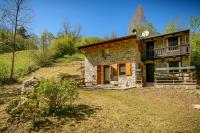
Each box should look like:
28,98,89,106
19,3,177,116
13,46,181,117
50,34,78,57
129,5,146,34
59,21,81,40
17,26,28,38
1,0,31,79
189,17,200,80
189,17,200,32
50,21,82,57
165,17,183,33
128,5,157,36
40,31,54,53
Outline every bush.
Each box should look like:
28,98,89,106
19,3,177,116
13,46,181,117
6,78,79,128
6,96,21,115
36,78,78,110
32,118,47,129
31,50,55,67
50,34,78,58
6,96,41,120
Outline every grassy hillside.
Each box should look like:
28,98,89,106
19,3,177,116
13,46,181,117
56,53,85,63
0,50,36,77
0,51,85,78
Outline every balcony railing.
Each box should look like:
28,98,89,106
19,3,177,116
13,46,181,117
155,66,196,85
141,44,190,60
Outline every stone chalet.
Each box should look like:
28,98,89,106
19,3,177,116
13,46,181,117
78,29,197,89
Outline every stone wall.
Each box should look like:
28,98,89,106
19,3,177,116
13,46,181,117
82,38,139,88
154,84,197,89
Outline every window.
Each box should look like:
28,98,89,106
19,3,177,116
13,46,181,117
111,64,118,81
168,37,178,47
119,64,126,75
168,61,179,72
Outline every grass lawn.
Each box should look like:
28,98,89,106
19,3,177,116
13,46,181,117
56,53,85,64
0,87,200,132
0,50,36,76
65,88,200,133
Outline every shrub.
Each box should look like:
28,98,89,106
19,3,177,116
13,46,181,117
6,78,79,126
31,50,55,67
6,96,21,115
50,34,78,58
31,118,47,129
36,78,78,110
6,96,41,120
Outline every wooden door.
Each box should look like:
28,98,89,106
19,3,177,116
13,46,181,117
146,64,154,82
97,65,102,84
104,65,110,84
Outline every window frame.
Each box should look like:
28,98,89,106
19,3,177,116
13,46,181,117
168,61,180,72
119,64,126,76
168,36,178,47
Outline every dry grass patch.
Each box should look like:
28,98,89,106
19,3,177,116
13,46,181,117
62,88,200,133
0,87,200,132
23,61,83,80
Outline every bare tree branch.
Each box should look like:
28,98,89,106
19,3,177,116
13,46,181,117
0,0,32,78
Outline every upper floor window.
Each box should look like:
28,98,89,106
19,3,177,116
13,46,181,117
168,37,178,47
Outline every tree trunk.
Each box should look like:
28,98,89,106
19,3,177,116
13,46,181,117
10,1,21,79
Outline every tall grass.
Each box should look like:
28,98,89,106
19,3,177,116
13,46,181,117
0,50,37,78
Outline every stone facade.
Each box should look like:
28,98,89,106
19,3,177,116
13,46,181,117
83,38,139,88
79,30,196,89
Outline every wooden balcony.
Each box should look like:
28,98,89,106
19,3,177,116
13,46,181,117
141,44,190,60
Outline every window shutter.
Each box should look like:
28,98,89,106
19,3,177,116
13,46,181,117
126,63,132,76
113,64,118,76
97,65,102,84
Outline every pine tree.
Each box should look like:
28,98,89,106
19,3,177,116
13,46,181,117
128,5,157,36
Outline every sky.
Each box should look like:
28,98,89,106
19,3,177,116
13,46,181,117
30,0,200,37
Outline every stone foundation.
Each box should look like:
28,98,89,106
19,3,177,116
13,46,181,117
154,84,197,89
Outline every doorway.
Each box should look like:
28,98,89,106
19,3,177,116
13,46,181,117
104,65,110,84
146,64,154,82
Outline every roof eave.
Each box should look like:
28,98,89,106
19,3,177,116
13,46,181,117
77,34,136,49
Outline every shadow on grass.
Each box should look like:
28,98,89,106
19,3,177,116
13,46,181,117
30,104,101,131
55,104,101,121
